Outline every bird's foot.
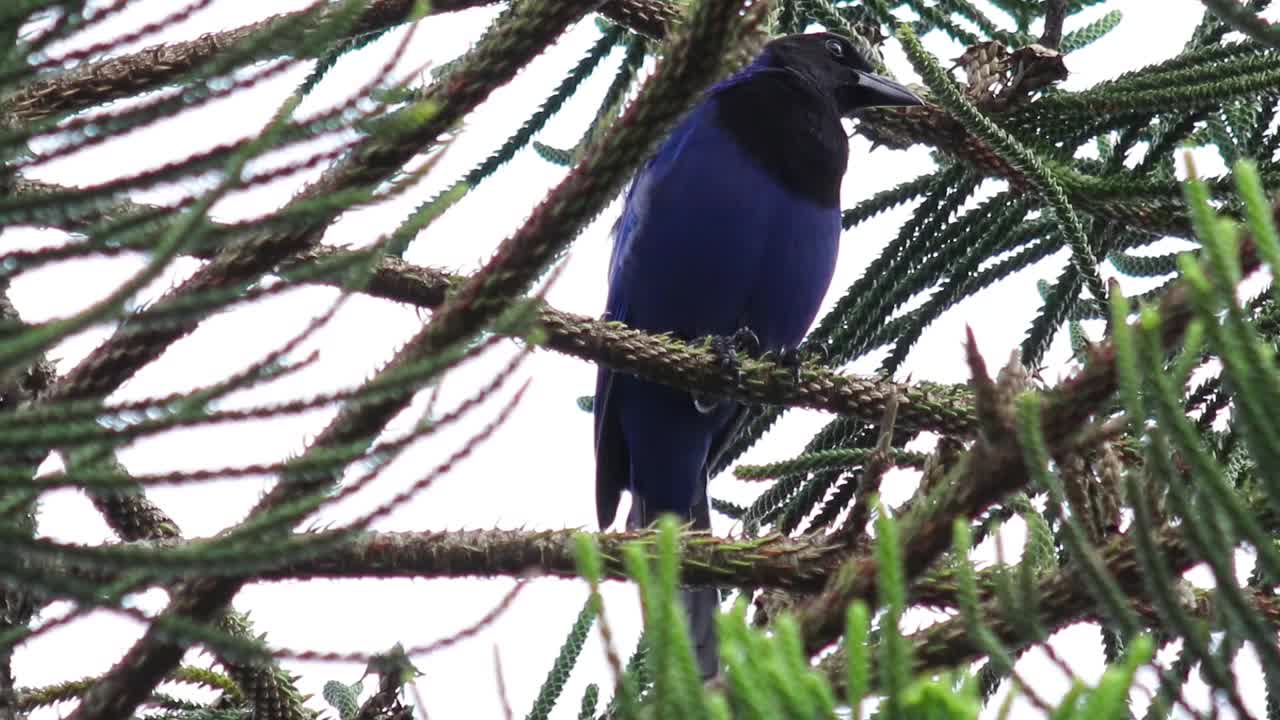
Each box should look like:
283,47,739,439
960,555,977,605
694,328,762,413
775,346,804,385
707,327,763,371
768,343,828,385
733,327,762,357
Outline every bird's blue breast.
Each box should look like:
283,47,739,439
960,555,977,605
607,98,840,347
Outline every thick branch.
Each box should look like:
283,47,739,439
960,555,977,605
23,526,1226,612
68,529,848,592
0,186,979,439
287,246,977,436
24,522,1277,695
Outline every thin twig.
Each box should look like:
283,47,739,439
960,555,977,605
493,647,514,720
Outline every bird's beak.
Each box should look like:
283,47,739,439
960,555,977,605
847,71,923,109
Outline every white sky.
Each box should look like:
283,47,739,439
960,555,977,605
4,1,1271,718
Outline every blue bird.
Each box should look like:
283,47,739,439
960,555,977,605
593,32,922,677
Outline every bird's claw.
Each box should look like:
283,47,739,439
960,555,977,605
762,345,803,384
776,346,804,384
706,327,762,373
802,341,831,367
694,328,762,413
730,327,762,357
708,334,737,374
770,342,828,385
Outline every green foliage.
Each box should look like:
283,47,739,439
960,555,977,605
1061,10,1123,52
524,600,597,720
578,683,599,719
321,680,362,720
572,514,1157,718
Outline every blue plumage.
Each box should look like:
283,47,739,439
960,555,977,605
593,32,922,677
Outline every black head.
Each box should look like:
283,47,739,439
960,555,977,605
763,33,923,115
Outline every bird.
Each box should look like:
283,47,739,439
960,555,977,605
593,31,923,678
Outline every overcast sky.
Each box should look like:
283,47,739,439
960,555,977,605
6,1,1269,718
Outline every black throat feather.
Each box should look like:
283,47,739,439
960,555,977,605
711,71,849,208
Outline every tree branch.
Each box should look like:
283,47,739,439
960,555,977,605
25,522,1276,700
1039,0,1067,49
33,525,1262,621
1200,0,1280,50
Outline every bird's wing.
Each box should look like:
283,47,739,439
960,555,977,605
593,359,627,529
697,194,840,498
705,404,754,480
592,147,659,530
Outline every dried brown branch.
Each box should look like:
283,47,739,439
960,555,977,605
11,525,1171,604
833,390,899,547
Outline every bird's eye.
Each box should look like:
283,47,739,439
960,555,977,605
825,39,845,59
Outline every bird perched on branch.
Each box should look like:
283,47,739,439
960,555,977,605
593,32,922,677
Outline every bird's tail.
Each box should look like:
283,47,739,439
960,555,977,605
682,585,720,679
627,491,720,679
